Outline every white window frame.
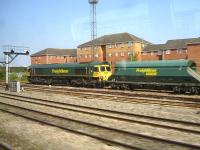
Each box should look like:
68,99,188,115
177,48,182,54
128,41,133,47
141,43,145,48
95,53,98,58
120,43,124,48
115,43,120,48
166,50,171,54
157,51,162,55
142,52,147,55
107,44,112,49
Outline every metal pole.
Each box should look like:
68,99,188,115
5,54,9,90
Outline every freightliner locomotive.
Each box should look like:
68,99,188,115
28,61,112,88
28,60,200,94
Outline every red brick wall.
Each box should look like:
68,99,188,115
31,56,47,64
141,45,200,73
164,49,187,60
77,42,145,68
187,43,200,72
31,55,77,65
141,49,187,61
141,52,160,61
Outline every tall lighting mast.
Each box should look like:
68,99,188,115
88,0,98,61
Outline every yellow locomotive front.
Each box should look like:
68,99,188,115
92,64,112,81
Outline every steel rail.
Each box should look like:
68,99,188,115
23,84,200,101
0,101,200,150
0,93,200,135
24,87,200,108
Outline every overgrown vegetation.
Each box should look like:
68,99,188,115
0,66,28,82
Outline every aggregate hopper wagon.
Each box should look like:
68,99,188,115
109,60,200,94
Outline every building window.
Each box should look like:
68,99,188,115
182,49,187,53
142,52,147,55
121,52,124,56
177,48,182,54
141,43,145,48
128,41,133,47
115,52,118,57
115,43,120,47
120,43,124,48
106,44,112,49
128,52,133,56
94,46,98,50
95,54,98,58
157,51,163,55
166,50,171,54
108,53,112,57
109,61,112,64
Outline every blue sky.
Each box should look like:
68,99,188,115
0,0,200,66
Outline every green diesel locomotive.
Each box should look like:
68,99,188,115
28,61,112,87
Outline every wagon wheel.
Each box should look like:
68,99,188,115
190,87,199,95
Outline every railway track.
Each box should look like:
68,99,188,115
22,85,200,109
24,84,200,100
0,92,200,150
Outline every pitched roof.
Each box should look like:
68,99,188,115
165,38,200,49
142,37,200,52
78,32,151,48
31,48,77,57
142,44,166,52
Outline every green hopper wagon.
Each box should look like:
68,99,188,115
108,60,200,94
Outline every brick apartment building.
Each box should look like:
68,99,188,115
141,37,200,71
187,42,200,72
77,32,151,68
31,48,77,65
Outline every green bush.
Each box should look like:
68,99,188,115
0,67,28,82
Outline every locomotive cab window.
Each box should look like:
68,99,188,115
93,67,99,72
101,66,106,71
106,66,111,71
